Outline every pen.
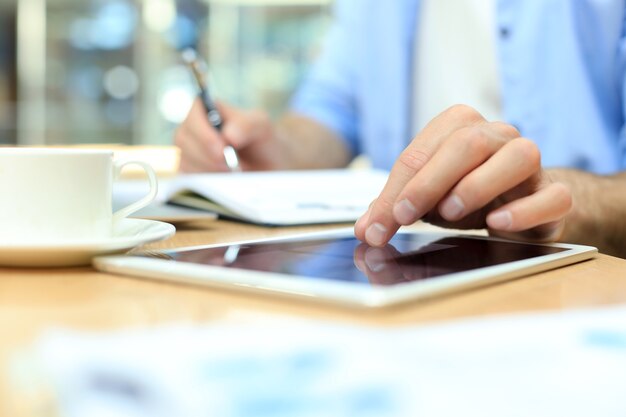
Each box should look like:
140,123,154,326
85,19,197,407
181,47,241,172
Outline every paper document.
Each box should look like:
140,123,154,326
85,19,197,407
164,169,389,225
22,307,626,417
113,179,217,222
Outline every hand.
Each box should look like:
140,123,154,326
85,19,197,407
175,99,285,172
354,105,573,246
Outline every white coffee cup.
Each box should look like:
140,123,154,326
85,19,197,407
0,148,158,244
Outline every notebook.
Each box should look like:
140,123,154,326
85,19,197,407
163,170,389,225
113,179,217,222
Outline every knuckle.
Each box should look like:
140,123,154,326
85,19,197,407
455,176,482,207
397,147,431,172
446,104,483,124
407,179,439,205
453,127,491,156
375,194,397,212
550,182,573,211
467,132,491,155
494,122,521,139
514,138,541,170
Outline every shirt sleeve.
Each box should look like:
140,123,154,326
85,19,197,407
619,23,626,169
290,0,362,157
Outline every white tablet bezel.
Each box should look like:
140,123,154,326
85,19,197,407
93,229,597,308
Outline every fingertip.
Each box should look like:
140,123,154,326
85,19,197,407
365,223,389,247
439,194,465,221
354,208,371,240
393,199,418,225
486,210,513,230
354,219,365,241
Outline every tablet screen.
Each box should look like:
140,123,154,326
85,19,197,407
146,234,568,286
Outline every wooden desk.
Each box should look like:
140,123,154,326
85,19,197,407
2,219,626,414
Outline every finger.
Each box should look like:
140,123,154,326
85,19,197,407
392,122,516,225
220,105,272,149
176,133,227,172
486,181,572,240
437,137,540,222
361,105,486,246
217,102,241,146
176,125,228,172
176,99,229,172
354,201,375,240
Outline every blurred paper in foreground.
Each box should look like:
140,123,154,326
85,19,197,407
20,307,626,417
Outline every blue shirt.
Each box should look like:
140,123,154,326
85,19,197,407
291,0,626,174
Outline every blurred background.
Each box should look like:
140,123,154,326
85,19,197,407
0,0,331,147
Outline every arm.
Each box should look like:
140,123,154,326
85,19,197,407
175,100,350,172
276,113,351,170
550,169,626,257
354,104,572,248
176,0,359,172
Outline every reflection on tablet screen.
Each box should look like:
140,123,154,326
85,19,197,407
149,235,568,286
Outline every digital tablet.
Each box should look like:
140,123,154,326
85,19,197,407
93,229,597,308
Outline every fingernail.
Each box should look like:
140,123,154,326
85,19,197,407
365,248,387,272
365,223,387,247
440,194,465,220
393,199,418,225
488,210,512,230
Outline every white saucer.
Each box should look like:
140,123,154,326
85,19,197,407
0,219,176,268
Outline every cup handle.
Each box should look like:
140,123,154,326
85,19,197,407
112,160,158,224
